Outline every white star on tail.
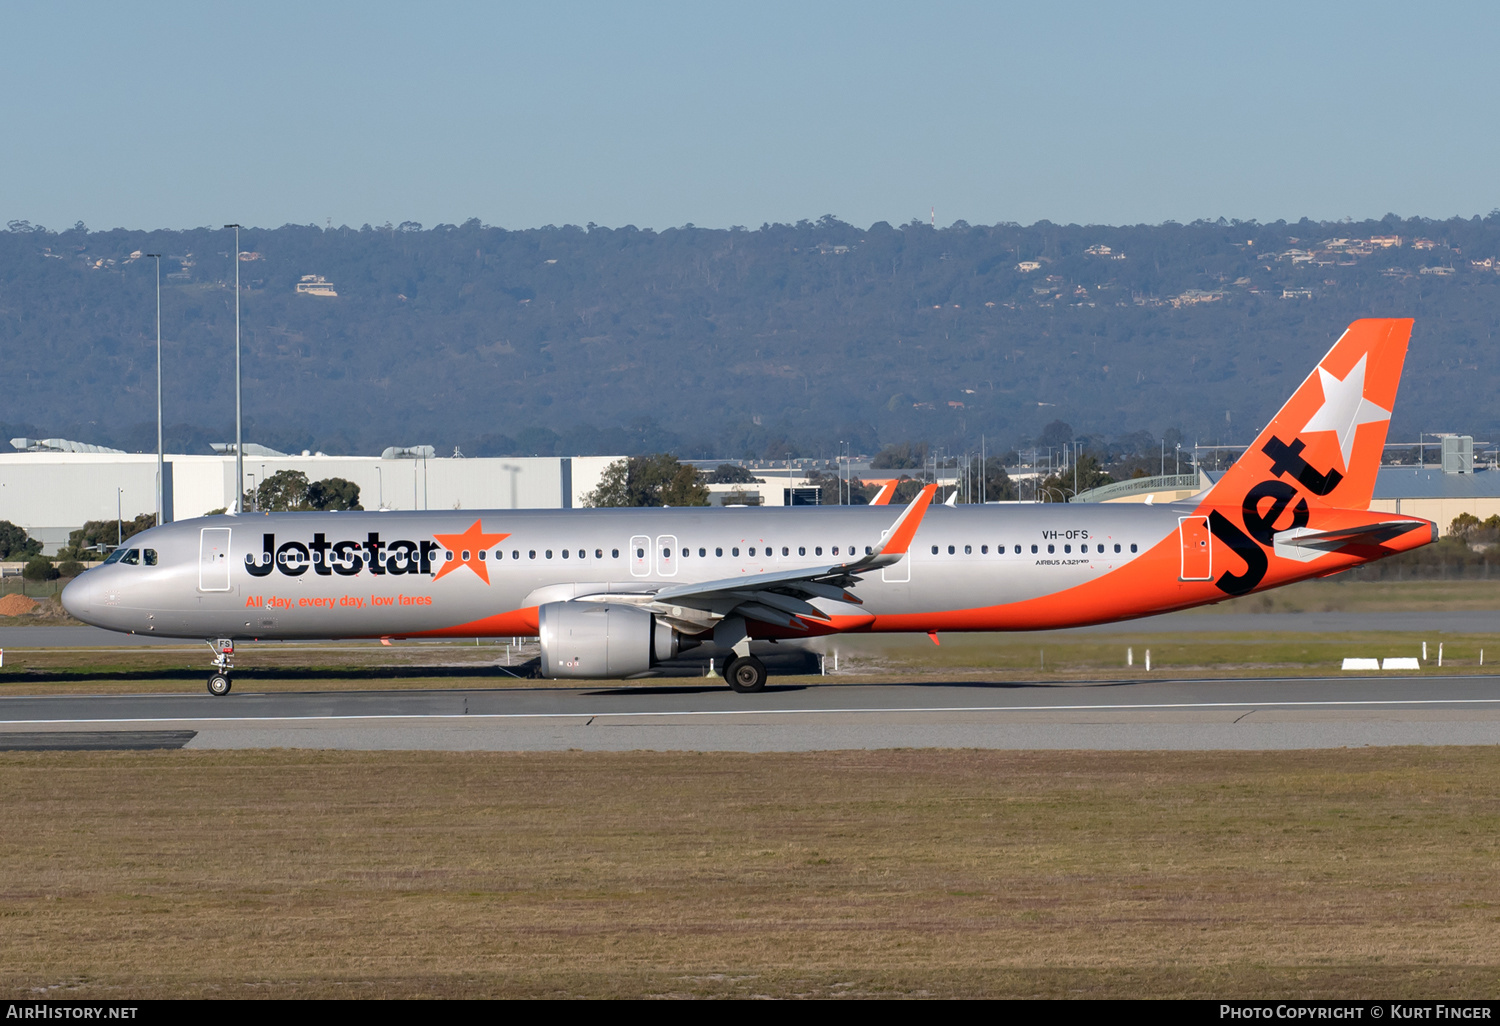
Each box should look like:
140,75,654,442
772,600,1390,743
1300,353,1390,469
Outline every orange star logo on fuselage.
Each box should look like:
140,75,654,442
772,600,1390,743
431,520,511,584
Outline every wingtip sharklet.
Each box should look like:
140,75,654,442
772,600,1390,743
878,484,938,557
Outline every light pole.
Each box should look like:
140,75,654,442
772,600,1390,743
146,254,164,525
224,224,243,513
116,488,123,547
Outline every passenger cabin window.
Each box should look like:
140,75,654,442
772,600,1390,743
1015,545,1022,554
1031,545,1038,554
981,545,988,554
732,547,740,557
1130,543,1138,553
932,545,939,555
699,548,706,557
715,547,723,557
815,546,822,556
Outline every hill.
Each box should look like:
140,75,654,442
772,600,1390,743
1,213,1497,459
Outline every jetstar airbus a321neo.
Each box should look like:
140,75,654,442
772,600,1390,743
62,318,1435,696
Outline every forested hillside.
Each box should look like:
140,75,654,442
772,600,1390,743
1,213,1496,459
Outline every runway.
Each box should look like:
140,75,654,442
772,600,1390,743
3,675,1500,751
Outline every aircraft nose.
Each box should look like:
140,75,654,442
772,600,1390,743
60,572,98,621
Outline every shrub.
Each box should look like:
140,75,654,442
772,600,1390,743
57,560,86,578
22,557,59,581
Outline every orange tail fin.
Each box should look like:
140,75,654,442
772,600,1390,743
1199,318,1411,513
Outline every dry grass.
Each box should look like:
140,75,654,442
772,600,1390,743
1,747,1498,998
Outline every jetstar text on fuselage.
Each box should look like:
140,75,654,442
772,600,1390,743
245,532,444,577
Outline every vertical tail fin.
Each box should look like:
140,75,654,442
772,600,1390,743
1199,318,1411,512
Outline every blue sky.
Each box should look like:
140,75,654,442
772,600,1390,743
3,1,1497,230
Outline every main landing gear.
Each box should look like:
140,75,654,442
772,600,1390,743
206,638,234,696
725,655,768,694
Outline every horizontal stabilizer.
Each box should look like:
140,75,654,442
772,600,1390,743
1274,520,1431,562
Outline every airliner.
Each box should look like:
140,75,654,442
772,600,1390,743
61,318,1434,695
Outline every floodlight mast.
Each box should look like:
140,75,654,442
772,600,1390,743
224,225,242,512
146,254,163,525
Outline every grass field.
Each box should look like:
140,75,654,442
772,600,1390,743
1,747,1497,999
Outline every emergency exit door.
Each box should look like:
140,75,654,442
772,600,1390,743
629,535,651,577
1178,516,1212,581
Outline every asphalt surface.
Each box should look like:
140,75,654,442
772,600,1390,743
3,675,1499,751
2,609,1497,650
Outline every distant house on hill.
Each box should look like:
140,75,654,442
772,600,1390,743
296,274,338,297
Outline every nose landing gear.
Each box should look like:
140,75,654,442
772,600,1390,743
205,638,234,696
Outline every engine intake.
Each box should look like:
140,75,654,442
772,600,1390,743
537,601,692,679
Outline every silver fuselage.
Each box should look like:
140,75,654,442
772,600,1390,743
61,503,1200,640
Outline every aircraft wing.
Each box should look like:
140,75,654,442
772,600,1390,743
589,484,938,631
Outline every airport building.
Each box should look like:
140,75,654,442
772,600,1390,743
0,440,621,553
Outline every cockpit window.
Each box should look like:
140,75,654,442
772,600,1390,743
143,549,158,566
102,547,126,565
117,549,140,566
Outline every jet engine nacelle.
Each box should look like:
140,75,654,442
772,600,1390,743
537,601,692,679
